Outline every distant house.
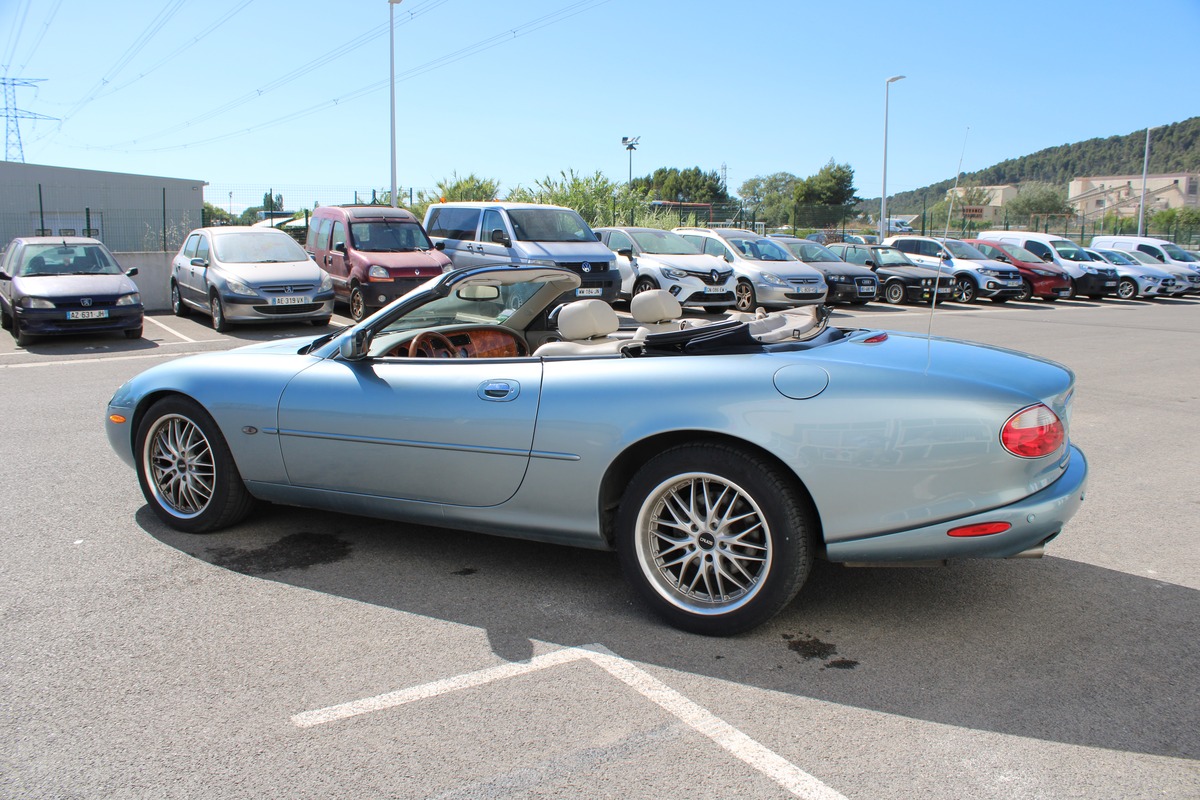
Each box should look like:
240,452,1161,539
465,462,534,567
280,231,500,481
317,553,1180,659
1068,173,1199,220
0,161,206,253
947,184,1020,224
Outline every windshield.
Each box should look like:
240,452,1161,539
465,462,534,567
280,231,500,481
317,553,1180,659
1160,242,1196,261
1050,239,1089,262
943,240,987,260
785,241,841,262
350,221,432,252
378,280,544,334
728,237,795,261
630,229,700,255
1097,249,1136,265
213,231,310,263
507,209,596,243
1125,249,1163,266
20,243,121,276
1002,244,1045,263
874,247,915,267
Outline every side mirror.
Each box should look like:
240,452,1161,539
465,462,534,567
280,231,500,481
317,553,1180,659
1153,253,1165,262
1041,254,1054,262
616,247,633,258
993,254,1008,263
333,241,347,254
190,257,208,267
0,269,10,281
864,260,876,267
595,232,603,242
339,328,369,360
489,229,512,247
434,241,445,251
940,251,952,261
723,252,733,263
125,267,139,277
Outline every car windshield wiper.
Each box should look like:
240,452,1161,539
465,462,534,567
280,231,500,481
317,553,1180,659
300,323,352,355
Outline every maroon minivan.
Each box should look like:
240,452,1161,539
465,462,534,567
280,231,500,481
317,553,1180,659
305,205,452,320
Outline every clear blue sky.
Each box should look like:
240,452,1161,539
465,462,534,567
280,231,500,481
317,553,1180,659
3,0,1197,211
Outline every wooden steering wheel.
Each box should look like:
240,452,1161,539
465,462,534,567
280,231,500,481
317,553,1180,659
407,330,457,357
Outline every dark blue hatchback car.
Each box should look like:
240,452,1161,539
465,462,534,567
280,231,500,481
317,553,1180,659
0,237,144,347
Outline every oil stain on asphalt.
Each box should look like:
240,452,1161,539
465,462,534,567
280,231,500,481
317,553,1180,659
782,632,860,670
206,532,352,576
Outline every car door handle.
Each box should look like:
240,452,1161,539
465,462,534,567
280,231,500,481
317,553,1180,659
478,380,520,401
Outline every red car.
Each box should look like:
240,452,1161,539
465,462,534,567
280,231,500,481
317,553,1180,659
965,239,1072,301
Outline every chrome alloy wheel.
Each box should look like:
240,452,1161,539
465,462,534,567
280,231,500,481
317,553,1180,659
143,413,216,518
634,472,772,615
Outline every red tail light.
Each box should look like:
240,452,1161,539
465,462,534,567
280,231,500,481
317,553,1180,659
1001,403,1064,458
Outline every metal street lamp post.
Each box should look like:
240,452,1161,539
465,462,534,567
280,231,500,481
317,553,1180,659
621,136,639,224
1137,125,1158,236
389,0,404,208
879,75,905,241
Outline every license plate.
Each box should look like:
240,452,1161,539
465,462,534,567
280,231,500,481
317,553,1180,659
703,286,724,294
799,288,819,294
937,287,952,293
1005,280,1022,286
575,288,602,297
858,286,875,294
1056,288,1070,295
273,295,308,305
67,309,109,320
1104,282,1116,287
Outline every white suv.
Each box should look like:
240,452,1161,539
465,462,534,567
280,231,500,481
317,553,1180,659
884,235,1024,303
673,228,828,311
595,227,736,310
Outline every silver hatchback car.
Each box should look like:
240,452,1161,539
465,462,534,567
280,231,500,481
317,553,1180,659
171,226,335,331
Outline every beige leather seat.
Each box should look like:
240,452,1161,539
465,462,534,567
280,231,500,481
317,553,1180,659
534,299,628,356
630,289,712,337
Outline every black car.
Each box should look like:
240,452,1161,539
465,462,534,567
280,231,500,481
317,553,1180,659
770,236,879,304
827,243,954,305
0,237,143,347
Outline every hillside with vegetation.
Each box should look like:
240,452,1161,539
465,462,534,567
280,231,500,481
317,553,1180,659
871,116,1200,214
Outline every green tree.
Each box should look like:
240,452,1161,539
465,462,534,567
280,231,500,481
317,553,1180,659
203,202,233,226
261,192,284,212
631,167,729,204
1004,182,1072,221
793,160,859,228
739,172,800,228
412,172,502,222
507,169,649,228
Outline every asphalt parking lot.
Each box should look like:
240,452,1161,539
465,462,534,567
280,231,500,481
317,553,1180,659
1,297,1197,799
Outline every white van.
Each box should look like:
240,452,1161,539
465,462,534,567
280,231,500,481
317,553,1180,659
1088,235,1200,294
976,230,1118,298
424,202,619,302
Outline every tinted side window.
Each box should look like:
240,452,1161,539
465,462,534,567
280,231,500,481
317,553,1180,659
1025,241,1051,259
195,235,210,262
893,239,916,254
481,209,506,243
1137,244,1164,261
919,241,943,258
183,234,200,258
427,208,481,240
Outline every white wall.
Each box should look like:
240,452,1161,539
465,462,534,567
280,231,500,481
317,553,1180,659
114,252,173,312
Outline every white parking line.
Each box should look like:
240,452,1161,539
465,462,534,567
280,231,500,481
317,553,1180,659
292,643,847,800
144,315,197,342
0,348,215,369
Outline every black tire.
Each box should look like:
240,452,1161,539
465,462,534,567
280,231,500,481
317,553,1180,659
349,284,368,322
311,317,331,327
616,443,815,635
989,296,1009,304
1117,278,1138,300
209,294,228,332
734,280,757,312
1065,278,1077,299
632,276,658,296
954,275,977,303
135,396,254,533
883,281,906,305
170,281,187,317
14,321,32,347
0,301,11,330
1043,295,1059,302
1015,279,1033,302
124,327,143,340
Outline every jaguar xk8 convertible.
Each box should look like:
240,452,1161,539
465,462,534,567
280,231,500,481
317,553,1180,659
105,265,1088,635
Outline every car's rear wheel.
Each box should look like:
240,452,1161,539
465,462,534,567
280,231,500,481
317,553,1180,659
349,284,367,322
616,443,814,635
883,281,906,305
1015,279,1033,302
13,321,32,347
170,281,187,317
1065,278,1077,299
210,294,228,332
135,396,254,533
734,280,757,312
1117,277,1138,299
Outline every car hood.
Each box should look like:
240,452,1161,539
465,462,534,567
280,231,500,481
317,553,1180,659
878,263,948,279
353,249,451,271
13,273,138,297
640,253,728,272
514,241,615,262
213,260,326,284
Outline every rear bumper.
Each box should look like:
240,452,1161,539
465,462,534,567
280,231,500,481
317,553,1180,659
825,445,1088,563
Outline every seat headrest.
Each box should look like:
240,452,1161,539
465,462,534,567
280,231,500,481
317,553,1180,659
557,299,619,340
630,289,682,324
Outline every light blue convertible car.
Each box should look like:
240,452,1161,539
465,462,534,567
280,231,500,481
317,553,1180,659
105,265,1087,635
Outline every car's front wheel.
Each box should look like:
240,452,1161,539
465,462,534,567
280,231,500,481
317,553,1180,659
135,396,254,533
616,443,814,635
210,294,228,332
883,281,906,305
734,280,757,312
349,284,367,322
1015,279,1033,302
1117,277,1138,299
954,276,977,303
633,276,658,296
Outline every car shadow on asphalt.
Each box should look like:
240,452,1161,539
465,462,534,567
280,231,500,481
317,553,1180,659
137,504,1198,762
